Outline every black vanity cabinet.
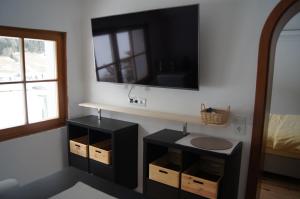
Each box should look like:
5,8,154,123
67,115,138,189
143,129,242,199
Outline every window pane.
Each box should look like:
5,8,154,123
0,84,26,129
132,29,145,54
135,54,148,80
116,31,132,59
0,36,22,82
93,34,114,67
26,82,59,123
97,65,116,82
24,39,57,81
121,59,136,83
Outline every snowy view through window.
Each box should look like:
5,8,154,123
0,36,59,129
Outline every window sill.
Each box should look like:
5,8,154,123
0,118,66,142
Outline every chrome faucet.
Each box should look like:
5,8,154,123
97,108,102,120
182,122,188,136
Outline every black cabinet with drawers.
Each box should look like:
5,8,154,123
67,115,138,189
143,129,242,199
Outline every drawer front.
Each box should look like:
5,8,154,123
149,164,180,188
89,145,111,165
181,174,219,199
70,140,88,158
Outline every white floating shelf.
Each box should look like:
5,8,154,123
79,102,228,127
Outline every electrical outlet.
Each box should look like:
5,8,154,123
129,96,147,106
138,98,147,106
232,115,246,135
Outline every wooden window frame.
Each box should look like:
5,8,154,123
0,26,67,142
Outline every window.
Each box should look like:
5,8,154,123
0,26,67,141
94,28,149,83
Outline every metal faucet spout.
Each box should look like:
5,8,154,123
97,108,102,120
183,122,188,136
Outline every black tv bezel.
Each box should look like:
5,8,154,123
91,4,200,91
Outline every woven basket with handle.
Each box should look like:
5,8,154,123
200,104,230,125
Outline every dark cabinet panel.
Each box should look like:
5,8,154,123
69,153,89,172
180,191,208,199
89,159,114,181
146,179,179,199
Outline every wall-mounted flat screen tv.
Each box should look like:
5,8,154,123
91,4,199,90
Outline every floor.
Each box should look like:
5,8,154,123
259,172,300,199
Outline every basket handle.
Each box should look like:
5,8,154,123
201,104,230,112
201,103,206,111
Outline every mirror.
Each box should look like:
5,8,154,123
259,13,300,199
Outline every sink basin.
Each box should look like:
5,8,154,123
190,136,233,150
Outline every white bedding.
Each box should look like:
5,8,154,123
266,114,300,159
49,182,117,199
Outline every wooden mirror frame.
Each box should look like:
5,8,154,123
246,0,300,199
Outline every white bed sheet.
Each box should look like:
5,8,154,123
49,181,117,199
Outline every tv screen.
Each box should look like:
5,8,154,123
91,4,199,90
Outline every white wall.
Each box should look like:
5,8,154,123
270,16,300,114
81,0,279,198
0,128,68,185
0,0,84,185
284,12,300,30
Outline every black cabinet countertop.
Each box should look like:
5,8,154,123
68,115,137,133
144,129,187,145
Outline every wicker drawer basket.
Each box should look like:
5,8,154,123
69,136,88,158
201,104,230,125
181,164,222,199
89,139,112,165
149,152,182,188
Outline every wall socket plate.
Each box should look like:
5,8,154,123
231,115,247,135
129,96,147,107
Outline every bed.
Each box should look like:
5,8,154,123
0,167,144,199
264,114,300,179
266,114,300,159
